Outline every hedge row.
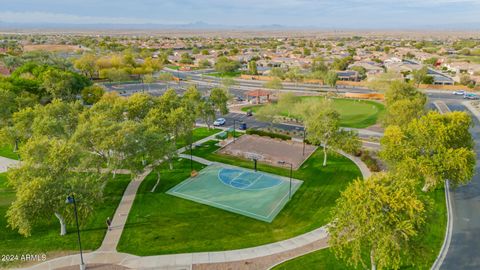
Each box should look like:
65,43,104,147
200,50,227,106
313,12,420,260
246,129,291,140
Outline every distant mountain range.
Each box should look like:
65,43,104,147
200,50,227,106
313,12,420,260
0,20,478,31
0,21,296,30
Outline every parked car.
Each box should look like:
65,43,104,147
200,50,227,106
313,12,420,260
235,96,244,102
464,93,479,100
213,118,226,126
453,90,466,95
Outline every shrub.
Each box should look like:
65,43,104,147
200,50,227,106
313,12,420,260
359,150,381,172
246,129,291,140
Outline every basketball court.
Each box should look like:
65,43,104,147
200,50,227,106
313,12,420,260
217,134,317,169
166,163,303,222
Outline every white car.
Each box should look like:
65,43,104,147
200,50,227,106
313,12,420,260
213,118,226,126
453,90,466,95
464,93,479,100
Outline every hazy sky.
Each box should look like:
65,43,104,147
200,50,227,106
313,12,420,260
0,0,479,28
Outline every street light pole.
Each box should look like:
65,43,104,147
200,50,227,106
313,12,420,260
190,142,193,171
302,128,306,156
189,132,193,171
278,161,293,200
66,195,86,270
233,119,236,143
288,163,292,199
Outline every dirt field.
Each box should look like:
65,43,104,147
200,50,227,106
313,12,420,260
23,44,85,52
218,135,316,170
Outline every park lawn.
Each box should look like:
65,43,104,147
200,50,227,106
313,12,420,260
118,140,361,256
272,188,447,270
175,127,222,149
0,173,131,268
242,97,385,128
206,71,241,78
0,144,19,160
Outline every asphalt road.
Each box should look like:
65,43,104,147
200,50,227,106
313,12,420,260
439,103,480,270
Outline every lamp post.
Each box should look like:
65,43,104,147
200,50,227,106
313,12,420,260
278,161,293,199
302,128,306,156
233,119,237,143
66,195,86,270
188,131,194,171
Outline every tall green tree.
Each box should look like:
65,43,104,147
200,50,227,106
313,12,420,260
197,100,216,129
209,87,229,115
40,67,91,101
383,81,426,127
276,93,299,119
324,71,339,88
214,56,240,73
384,81,425,106
74,53,97,78
285,67,304,85
221,77,237,93
7,136,105,236
0,88,16,128
380,111,476,191
305,99,359,166
383,98,425,128
411,67,429,86
255,103,279,127
311,57,328,73
329,173,427,270
247,60,258,75
81,85,105,105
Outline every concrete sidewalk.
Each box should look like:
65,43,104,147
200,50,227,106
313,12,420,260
26,227,327,270
0,156,19,173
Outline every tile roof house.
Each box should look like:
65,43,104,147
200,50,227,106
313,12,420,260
349,61,384,75
337,70,359,81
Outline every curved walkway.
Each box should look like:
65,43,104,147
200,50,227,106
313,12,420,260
23,134,371,270
0,156,19,173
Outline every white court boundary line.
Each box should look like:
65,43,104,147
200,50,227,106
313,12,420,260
167,164,303,222
169,178,302,222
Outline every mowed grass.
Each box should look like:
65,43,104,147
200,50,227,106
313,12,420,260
273,188,447,270
175,127,222,149
242,97,385,128
0,144,19,160
0,173,131,268
118,140,361,256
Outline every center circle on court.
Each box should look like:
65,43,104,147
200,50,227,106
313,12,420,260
218,168,283,190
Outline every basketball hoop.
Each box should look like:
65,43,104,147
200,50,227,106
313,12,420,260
244,152,264,172
244,152,264,161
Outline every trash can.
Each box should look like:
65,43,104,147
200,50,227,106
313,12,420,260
239,122,247,130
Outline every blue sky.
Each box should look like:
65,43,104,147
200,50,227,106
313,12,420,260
0,0,479,28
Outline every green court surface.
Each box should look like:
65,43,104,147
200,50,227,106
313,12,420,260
167,163,302,222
